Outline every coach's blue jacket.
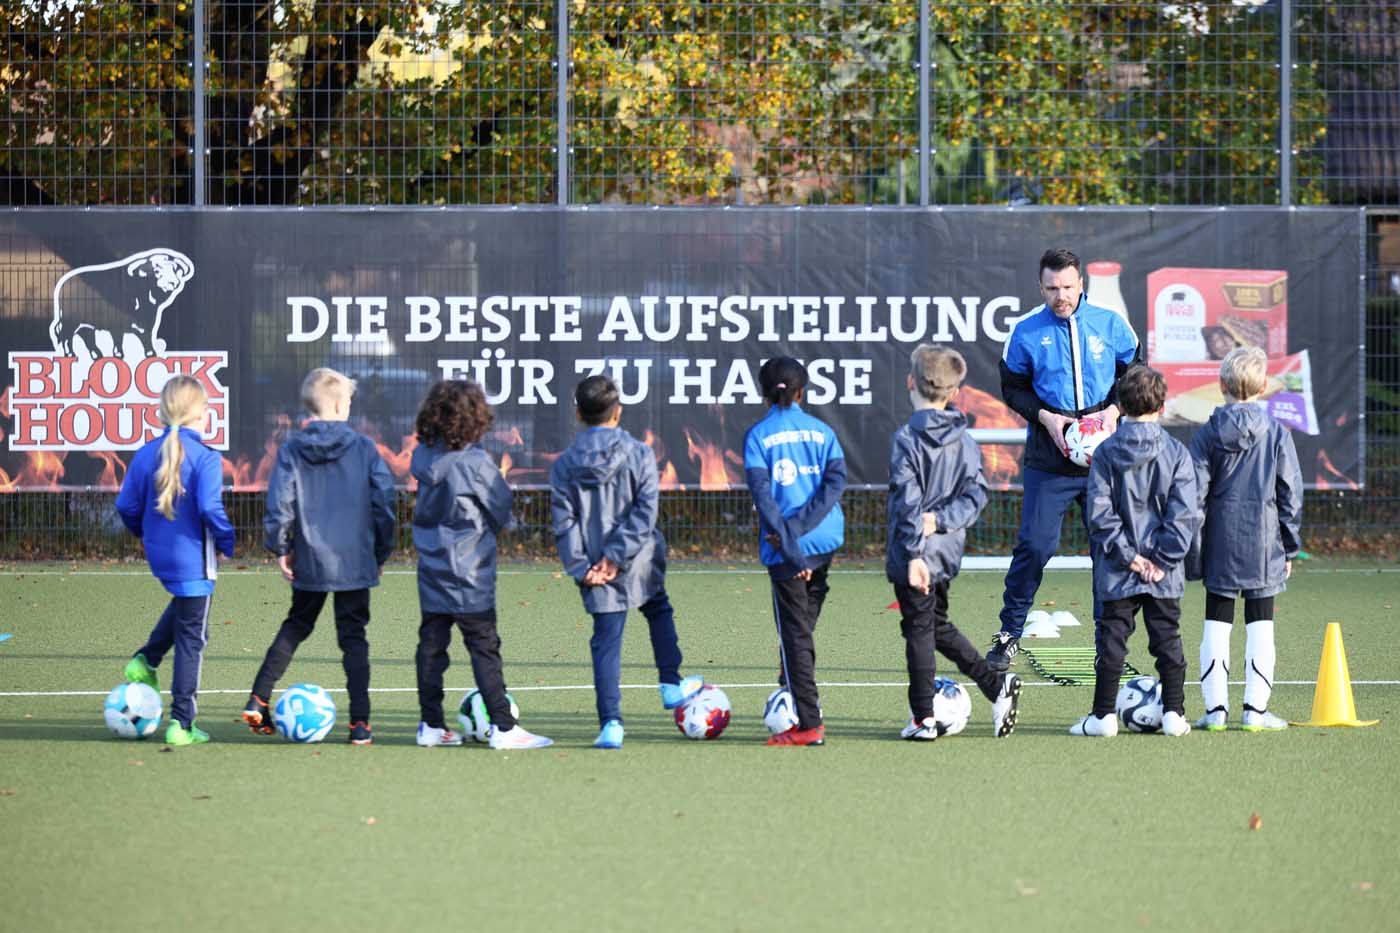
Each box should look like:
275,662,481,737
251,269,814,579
550,426,666,613
1001,296,1140,476
116,426,236,596
411,442,514,614
743,404,846,578
884,407,988,585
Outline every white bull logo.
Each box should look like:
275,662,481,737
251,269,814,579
49,248,195,359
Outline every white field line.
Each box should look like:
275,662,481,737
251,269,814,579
2,679,1398,699
3,566,1400,577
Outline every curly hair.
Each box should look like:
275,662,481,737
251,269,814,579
415,379,493,450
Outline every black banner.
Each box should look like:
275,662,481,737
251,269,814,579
0,208,1363,491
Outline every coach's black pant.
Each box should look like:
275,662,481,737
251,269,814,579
1093,594,1186,718
893,580,1001,718
416,610,516,732
251,588,371,724
770,559,831,731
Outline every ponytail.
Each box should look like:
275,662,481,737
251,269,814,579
154,375,208,520
758,356,807,408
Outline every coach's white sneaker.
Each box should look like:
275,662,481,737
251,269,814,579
1069,714,1118,737
416,723,464,747
1195,710,1227,732
1241,710,1288,732
1161,711,1191,737
488,724,553,750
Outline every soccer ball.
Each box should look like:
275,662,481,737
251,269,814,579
1064,416,1111,468
458,689,521,743
103,682,163,739
274,684,337,743
675,685,731,739
931,678,972,736
763,688,799,735
1116,675,1164,733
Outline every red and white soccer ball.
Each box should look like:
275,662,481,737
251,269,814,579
675,685,731,739
1064,416,1111,468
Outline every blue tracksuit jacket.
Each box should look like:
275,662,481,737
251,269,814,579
743,404,846,577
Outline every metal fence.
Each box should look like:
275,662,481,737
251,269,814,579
2,1,1398,559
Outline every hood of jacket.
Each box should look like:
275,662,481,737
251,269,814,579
1208,402,1272,453
1099,420,1164,471
288,420,359,464
560,427,630,488
908,407,968,451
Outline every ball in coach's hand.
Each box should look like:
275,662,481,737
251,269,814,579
1063,417,1111,468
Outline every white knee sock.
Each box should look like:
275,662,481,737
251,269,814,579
1244,619,1276,714
1200,619,1232,716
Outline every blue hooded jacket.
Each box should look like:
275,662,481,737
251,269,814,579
116,426,236,596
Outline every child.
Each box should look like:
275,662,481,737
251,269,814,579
887,345,1022,740
116,374,236,746
550,375,702,749
1189,347,1304,732
410,378,551,749
1076,364,1200,737
744,357,846,746
242,368,397,745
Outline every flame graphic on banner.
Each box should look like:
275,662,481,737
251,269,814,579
500,452,513,479
642,429,682,489
958,385,1025,489
658,460,680,489
1315,448,1359,491
0,451,68,491
493,426,525,447
89,450,127,489
684,428,741,490
0,386,10,444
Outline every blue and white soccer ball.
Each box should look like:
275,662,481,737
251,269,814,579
458,688,521,743
1116,675,1164,733
763,687,799,735
931,678,972,736
104,682,163,739
274,684,337,743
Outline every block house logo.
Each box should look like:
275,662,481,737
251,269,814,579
7,248,230,451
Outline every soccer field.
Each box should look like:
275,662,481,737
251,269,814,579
1,562,1397,932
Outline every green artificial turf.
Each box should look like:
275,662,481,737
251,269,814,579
1,563,1398,932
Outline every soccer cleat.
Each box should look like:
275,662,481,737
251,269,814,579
348,721,373,745
416,723,464,747
593,719,625,749
488,725,553,750
1161,711,1191,737
766,724,825,747
1195,710,1228,732
985,632,1020,672
241,695,276,736
165,720,211,746
1069,714,1118,737
900,716,938,741
123,653,159,690
658,676,704,710
1241,709,1288,732
991,673,1022,738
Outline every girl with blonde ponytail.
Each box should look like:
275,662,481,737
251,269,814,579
116,375,236,746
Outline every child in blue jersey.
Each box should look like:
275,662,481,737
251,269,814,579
744,357,847,746
116,375,236,746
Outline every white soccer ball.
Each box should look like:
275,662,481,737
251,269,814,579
763,688,799,735
274,683,337,743
104,682,163,739
458,689,521,743
675,685,731,740
1116,675,1164,733
931,678,972,736
1064,416,1111,468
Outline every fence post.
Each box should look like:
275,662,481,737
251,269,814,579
556,0,570,206
192,0,206,206
918,0,931,207
1279,0,1292,207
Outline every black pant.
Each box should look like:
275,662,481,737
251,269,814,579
251,588,371,724
1094,595,1186,717
416,610,516,731
893,580,1001,717
770,560,831,730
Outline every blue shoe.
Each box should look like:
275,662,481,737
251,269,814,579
594,719,624,749
659,676,704,710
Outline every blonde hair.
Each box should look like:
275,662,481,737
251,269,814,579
910,344,967,404
1220,346,1268,401
155,375,208,520
300,367,356,418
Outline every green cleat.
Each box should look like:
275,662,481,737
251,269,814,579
123,653,159,690
165,721,211,746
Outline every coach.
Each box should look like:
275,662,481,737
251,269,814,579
985,248,1141,672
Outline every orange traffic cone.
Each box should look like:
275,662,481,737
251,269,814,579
1292,622,1379,727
